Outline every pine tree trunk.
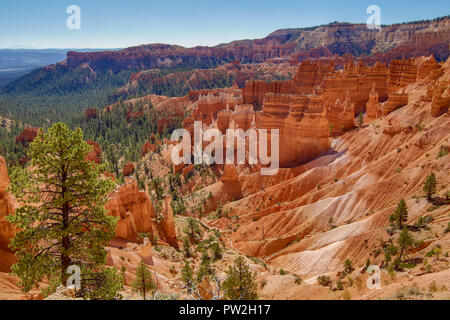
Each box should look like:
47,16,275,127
142,275,146,300
61,169,71,285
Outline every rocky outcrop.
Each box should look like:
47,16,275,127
142,141,157,156
0,157,15,272
126,106,144,122
84,108,97,121
257,93,330,167
326,91,355,134
122,162,135,177
85,140,102,164
0,157,14,245
382,92,409,116
106,179,154,243
142,134,159,156
157,110,184,135
417,55,440,80
221,164,238,183
160,197,178,248
293,60,334,94
430,81,450,117
230,104,255,131
388,58,418,93
15,127,39,146
181,164,194,179
242,80,271,109
242,60,336,109
195,90,243,123
321,61,388,115
217,109,232,134
137,238,154,266
366,85,382,122
242,79,298,111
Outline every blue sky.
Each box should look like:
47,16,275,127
0,0,448,49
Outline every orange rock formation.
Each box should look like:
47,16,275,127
85,140,102,164
430,80,450,116
122,162,135,177
0,157,15,272
15,127,39,146
382,92,409,116
257,93,330,167
160,197,178,248
106,179,154,243
388,58,418,93
205,56,450,285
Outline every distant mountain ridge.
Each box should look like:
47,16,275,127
0,16,448,126
0,49,119,87
64,16,450,73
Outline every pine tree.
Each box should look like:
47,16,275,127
358,112,364,127
80,267,124,300
210,241,223,261
398,227,414,261
222,256,258,300
383,244,398,265
150,176,164,200
7,123,117,292
343,259,354,275
196,257,214,283
181,260,195,288
423,173,437,201
183,217,202,241
131,260,155,300
182,237,192,257
328,216,334,229
389,199,408,229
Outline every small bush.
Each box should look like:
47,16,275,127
444,222,450,234
279,269,288,275
437,145,448,158
294,274,302,285
416,123,425,132
317,275,332,287
260,279,267,289
347,276,354,287
428,281,439,293
343,259,354,275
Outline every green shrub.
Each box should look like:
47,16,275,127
317,275,332,287
437,145,448,158
279,269,288,275
294,275,302,285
